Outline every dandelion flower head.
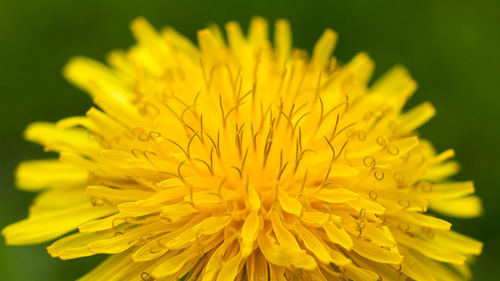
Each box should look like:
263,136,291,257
3,17,482,281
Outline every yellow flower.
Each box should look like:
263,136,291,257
3,17,482,281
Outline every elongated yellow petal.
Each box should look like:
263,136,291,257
429,196,483,218
258,231,316,270
48,231,113,260
345,264,380,281
241,210,260,257
274,19,291,62
16,159,88,191
312,29,337,69
315,188,359,203
394,232,466,264
271,213,300,250
352,238,402,264
324,222,353,250
3,203,114,245
278,190,302,215
295,224,332,264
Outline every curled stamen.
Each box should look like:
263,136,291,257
398,222,410,232
143,151,158,166
148,131,162,140
90,197,105,207
363,156,376,168
419,182,433,192
376,136,387,146
398,199,411,209
376,214,387,224
356,221,365,238
358,208,366,220
112,217,127,229
393,171,405,183
131,149,144,158
369,190,378,200
138,133,150,142
140,272,152,281
421,227,435,239
149,246,162,254
346,128,355,138
373,168,384,180
357,130,366,141
387,145,400,156
128,238,141,245
142,102,160,118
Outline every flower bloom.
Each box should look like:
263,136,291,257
3,17,482,281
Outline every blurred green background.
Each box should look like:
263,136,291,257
1,0,499,280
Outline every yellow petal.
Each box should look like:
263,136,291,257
399,248,437,281
271,213,300,250
397,102,435,132
77,251,141,281
432,230,482,255
394,232,466,264
248,17,269,50
24,122,99,156
48,231,113,260
131,235,169,262
193,215,232,235
278,190,302,215
323,222,353,250
217,252,244,281
86,185,153,204
78,213,125,233
258,231,316,270
315,188,359,203
274,19,291,62
344,264,380,281
198,29,223,64
152,247,196,278
347,52,374,85
3,203,114,245
390,211,451,230
352,238,403,264
295,224,332,264
88,221,166,254
311,29,337,69
420,161,460,181
301,210,341,226
429,196,483,218
63,56,127,97
247,184,261,210
16,159,88,191
241,210,260,257
422,181,475,200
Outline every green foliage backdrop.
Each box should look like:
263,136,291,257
1,0,498,280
